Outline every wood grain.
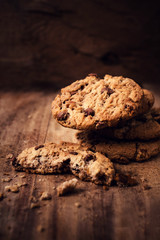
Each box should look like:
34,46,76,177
0,0,160,90
0,89,160,240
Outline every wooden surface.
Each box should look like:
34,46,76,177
0,0,160,90
0,88,160,240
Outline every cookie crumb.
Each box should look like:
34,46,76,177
2,177,12,182
10,185,19,193
57,178,78,196
30,196,38,203
0,192,4,201
6,153,14,159
30,203,40,209
75,202,81,208
40,192,52,201
5,184,19,193
20,175,26,178
17,182,28,187
5,186,10,191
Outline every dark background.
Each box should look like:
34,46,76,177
0,0,160,90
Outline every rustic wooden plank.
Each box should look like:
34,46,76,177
0,91,55,240
0,1,160,90
0,90,160,240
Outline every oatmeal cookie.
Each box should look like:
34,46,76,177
77,132,160,164
77,108,160,141
52,74,145,130
12,142,115,186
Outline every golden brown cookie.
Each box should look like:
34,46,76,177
12,142,115,186
52,74,145,130
77,130,160,164
93,140,160,164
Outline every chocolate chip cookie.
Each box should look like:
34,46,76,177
12,142,115,186
52,74,145,130
77,108,160,141
94,139,160,164
137,89,154,115
77,131,160,164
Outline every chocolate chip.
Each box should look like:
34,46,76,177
72,168,80,173
88,73,97,77
12,157,18,167
97,173,106,183
57,110,69,121
125,105,134,112
69,151,78,155
101,86,114,95
72,164,80,173
80,85,84,90
35,145,44,150
84,108,95,117
139,149,147,158
59,159,71,173
84,154,94,162
12,158,23,171
106,87,114,96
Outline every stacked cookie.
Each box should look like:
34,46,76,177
51,73,160,164
13,74,160,186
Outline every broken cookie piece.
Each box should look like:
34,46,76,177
70,151,114,185
57,178,78,196
30,202,40,209
12,142,115,186
2,177,12,182
5,184,19,193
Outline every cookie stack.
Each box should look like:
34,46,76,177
13,74,160,186
51,73,160,164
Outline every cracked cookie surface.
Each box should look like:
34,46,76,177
52,74,144,130
12,142,115,186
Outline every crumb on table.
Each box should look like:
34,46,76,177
5,184,19,193
57,178,78,196
40,192,52,200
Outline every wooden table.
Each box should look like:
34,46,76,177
0,88,160,240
